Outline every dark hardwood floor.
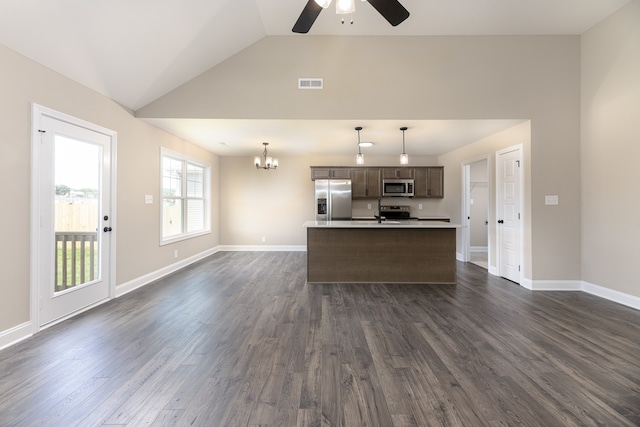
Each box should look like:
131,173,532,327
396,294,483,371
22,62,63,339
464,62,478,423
1,251,639,426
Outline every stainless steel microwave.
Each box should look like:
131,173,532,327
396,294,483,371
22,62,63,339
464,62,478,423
382,179,414,197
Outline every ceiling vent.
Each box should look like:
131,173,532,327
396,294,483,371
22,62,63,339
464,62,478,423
298,78,323,89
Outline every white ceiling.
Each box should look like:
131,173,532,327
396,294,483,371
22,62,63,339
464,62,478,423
0,0,630,157
142,118,528,158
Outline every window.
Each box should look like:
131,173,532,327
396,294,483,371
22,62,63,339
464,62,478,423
161,148,210,243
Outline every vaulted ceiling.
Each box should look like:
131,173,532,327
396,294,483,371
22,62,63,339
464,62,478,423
0,0,631,156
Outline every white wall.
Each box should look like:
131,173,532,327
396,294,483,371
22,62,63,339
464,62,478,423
581,0,640,298
139,35,582,282
219,154,443,246
0,44,220,334
439,122,531,272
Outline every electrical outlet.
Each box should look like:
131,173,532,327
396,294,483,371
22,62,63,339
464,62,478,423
545,195,559,205
367,203,372,210
261,236,266,243
418,203,423,209
173,250,178,258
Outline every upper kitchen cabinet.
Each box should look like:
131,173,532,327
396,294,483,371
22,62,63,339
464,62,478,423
414,167,444,198
310,167,351,180
382,167,414,179
352,168,381,199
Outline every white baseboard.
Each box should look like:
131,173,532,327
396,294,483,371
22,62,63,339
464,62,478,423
527,279,582,291
582,281,640,311
518,278,639,311
218,245,306,252
0,321,32,351
116,246,221,297
470,246,488,252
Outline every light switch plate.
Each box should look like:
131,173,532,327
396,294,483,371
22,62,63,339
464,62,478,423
545,195,559,205
145,194,153,204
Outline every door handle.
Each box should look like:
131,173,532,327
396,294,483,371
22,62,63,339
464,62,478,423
103,226,113,232
497,220,504,224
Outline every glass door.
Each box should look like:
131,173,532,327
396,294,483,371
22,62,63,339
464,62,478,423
37,112,113,326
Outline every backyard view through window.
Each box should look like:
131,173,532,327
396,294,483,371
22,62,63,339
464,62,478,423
161,149,210,242
55,136,101,291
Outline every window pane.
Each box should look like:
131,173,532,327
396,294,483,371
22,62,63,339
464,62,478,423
163,199,183,237
186,164,204,198
187,199,204,232
161,149,209,242
54,136,101,290
162,157,182,197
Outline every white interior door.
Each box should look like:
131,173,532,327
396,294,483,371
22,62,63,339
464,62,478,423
33,107,114,327
496,146,522,283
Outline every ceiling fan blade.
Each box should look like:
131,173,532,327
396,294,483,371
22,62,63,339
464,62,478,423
366,0,410,26
293,0,324,33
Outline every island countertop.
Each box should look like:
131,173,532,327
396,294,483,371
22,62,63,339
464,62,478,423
305,220,461,284
303,220,463,229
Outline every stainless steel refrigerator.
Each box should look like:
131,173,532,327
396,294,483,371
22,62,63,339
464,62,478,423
315,179,352,220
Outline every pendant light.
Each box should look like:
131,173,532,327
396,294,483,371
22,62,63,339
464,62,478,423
400,126,409,165
355,126,364,165
254,142,278,170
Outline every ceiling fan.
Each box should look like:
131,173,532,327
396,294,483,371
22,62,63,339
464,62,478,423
292,0,410,34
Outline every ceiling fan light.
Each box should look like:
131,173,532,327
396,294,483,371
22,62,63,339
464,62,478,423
314,0,332,8
336,0,355,14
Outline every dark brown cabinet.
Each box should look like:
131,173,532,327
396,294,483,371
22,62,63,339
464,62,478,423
352,168,381,199
382,167,414,179
310,167,351,180
414,167,444,198
311,166,443,199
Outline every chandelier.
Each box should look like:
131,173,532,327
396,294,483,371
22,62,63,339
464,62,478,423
254,142,278,170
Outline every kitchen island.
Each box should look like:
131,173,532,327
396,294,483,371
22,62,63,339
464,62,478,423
303,220,463,284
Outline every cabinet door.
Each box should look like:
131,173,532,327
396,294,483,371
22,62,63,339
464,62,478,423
366,168,381,198
413,168,428,198
352,168,381,199
382,168,414,179
331,168,351,179
311,167,351,180
427,167,444,198
311,168,331,180
351,169,367,198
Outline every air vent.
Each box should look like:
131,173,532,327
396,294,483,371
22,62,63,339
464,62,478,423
298,78,323,89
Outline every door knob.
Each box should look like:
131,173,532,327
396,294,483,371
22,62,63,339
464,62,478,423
497,220,504,224
103,226,113,232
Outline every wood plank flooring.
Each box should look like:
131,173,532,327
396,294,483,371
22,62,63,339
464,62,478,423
1,251,639,426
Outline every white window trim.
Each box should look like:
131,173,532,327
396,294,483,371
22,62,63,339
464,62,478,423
160,147,211,245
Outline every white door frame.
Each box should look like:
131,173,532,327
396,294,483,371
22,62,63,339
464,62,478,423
495,144,523,284
30,104,117,332
461,155,491,267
